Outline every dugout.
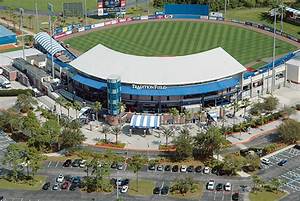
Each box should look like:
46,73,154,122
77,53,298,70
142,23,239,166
0,25,17,45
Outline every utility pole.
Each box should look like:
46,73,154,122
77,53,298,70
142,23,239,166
84,0,87,25
224,0,227,19
271,8,277,94
35,0,39,32
19,8,25,60
48,3,55,79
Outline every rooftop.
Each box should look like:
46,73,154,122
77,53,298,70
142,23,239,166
70,45,246,86
0,25,16,38
0,48,42,66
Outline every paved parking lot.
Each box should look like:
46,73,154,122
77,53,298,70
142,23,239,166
260,147,300,169
278,166,300,193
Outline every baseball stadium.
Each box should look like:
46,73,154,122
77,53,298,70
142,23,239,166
33,4,300,114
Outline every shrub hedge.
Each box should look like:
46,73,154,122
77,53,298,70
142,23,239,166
0,89,34,96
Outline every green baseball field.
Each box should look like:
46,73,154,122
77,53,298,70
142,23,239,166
64,21,297,66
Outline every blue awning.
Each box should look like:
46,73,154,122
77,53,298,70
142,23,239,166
34,32,65,55
130,115,160,129
71,74,239,96
72,74,106,90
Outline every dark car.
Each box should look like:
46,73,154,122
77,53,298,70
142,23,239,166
148,164,155,171
153,187,160,194
294,144,300,150
64,175,72,182
117,163,124,170
42,182,50,190
0,196,3,201
63,159,72,167
72,159,81,167
61,181,70,190
232,192,239,201
160,186,169,195
121,178,129,186
278,159,288,166
164,165,171,171
216,183,223,191
111,162,118,169
172,165,179,172
72,176,81,186
195,166,202,173
187,165,194,172
69,184,76,191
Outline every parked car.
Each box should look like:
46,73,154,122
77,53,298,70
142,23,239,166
72,159,81,167
294,144,300,150
61,181,70,190
224,182,231,191
63,159,72,167
203,167,210,174
79,160,86,168
157,165,163,171
72,176,81,186
216,183,223,191
164,165,171,171
172,165,179,172
120,179,129,186
195,166,202,173
56,174,64,183
232,192,239,201
207,180,215,190
64,175,72,182
148,164,155,171
261,158,270,165
69,184,76,191
117,163,124,170
278,159,288,166
160,186,169,195
42,182,50,190
120,185,128,193
153,187,160,194
187,165,194,172
52,183,59,190
111,162,118,169
180,165,187,172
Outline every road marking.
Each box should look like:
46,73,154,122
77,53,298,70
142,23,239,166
222,191,225,201
55,161,59,168
47,161,52,168
213,191,216,200
231,184,234,201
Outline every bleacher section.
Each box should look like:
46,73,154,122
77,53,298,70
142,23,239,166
164,4,209,19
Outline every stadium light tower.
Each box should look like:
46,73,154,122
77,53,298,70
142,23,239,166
271,8,277,94
48,3,55,79
35,0,39,32
19,8,25,60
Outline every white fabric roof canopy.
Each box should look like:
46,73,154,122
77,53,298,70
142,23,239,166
70,44,246,86
130,115,160,129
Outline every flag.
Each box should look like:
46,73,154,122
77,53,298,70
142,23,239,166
48,2,54,15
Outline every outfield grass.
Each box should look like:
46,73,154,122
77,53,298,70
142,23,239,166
128,179,155,196
0,176,46,190
226,7,300,38
249,190,286,201
65,21,297,65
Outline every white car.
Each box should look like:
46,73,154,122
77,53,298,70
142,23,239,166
261,158,270,165
52,183,59,190
121,185,128,193
157,165,163,171
224,182,231,191
116,178,122,186
180,165,187,172
203,167,210,174
79,160,86,168
56,174,64,183
207,180,215,190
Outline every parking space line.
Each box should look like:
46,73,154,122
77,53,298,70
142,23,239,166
213,191,217,200
55,161,59,168
222,191,225,201
47,161,52,168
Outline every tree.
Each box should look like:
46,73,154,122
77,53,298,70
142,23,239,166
0,108,22,134
128,155,146,192
22,111,40,136
269,178,283,192
42,118,61,150
278,119,300,144
242,98,251,117
223,153,246,175
61,121,86,148
184,110,192,124
252,175,264,192
244,153,260,171
28,15,34,29
161,126,174,147
111,126,122,144
173,128,193,160
193,127,226,158
93,101,102,122
64,101,73,118
249,102,263,116
73,101,82,119
102,125,110,143
153,0,163,8
171,177,197,194
15,93,37,113
169,107,179,124
262,96,279,112
56,96,65,115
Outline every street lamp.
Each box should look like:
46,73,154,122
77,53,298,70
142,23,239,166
19,8,25,59
271,8,277,94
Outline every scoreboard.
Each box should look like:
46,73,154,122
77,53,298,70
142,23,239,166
97,0,126,16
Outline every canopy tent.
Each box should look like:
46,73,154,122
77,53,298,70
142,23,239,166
34,32,65,55
130,115,160,129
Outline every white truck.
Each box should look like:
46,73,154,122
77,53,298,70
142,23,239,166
0,75,11,88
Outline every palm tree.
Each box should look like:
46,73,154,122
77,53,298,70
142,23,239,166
102,125,110,143
28,15,34,29
161,126,174,147
73,101,82,119
111,126,122,144
128,155,146,193
56,97,65,115
169,107,179,124
184,110,192,124
64,101,73,118
92,101,102,122
242,98,251,118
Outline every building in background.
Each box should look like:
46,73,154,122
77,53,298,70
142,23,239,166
0,25,17,46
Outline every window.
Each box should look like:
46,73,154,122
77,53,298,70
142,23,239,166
130,95,132,100
167,96,170,101
151,96,153,101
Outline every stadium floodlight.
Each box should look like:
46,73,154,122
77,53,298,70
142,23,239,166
48,2,55,79
271,8,277,94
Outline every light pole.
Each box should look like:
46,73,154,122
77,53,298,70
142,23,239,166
48,3,55,79
224,0,227,19
271,8,277,94
35,0,39,32
84,0,87,25
19,8,25,59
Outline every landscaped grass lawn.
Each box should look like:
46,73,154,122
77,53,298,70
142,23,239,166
128,179,155,196
65,21,297,65
0,175,46,190
170,183,204,200
249,190,287,201
0,46,23,53
250,61,268,69
226,7,300,38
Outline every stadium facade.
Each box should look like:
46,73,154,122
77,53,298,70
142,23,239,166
69,44,246,112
